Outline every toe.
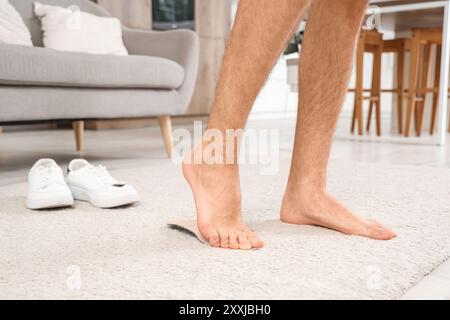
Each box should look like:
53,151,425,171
237,232,252,250
229,232,240,250
368,225,396,240
207,229,221,247
219,230,230,249
245,229,264,249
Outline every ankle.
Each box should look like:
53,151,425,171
285,178,326,197
183,157,239,184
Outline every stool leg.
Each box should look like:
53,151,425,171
354,36,365,136
416,43,432,136
366,51,375,133
373,45,383,136
397,47,405,134
430,45,441,135
405,37,421,137
367,101,374,132
351,94,357,133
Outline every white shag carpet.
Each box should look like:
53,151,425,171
1,158,450,300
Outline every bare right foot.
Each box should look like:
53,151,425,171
182,148,264,250
281,186,396,240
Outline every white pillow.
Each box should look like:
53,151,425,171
34,2,128,56
0,0,33,46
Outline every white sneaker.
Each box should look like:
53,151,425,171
67,159,140,208
27,159,74,210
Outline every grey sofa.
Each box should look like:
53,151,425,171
0,0,199,157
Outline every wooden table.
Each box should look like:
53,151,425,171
368,0,450,145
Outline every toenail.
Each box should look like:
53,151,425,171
240,243,252,250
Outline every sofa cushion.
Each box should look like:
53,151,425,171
0,43,185,89
34,2,128,56
0,0,33,46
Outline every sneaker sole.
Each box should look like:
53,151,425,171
27,193,74,210
69,185,140,209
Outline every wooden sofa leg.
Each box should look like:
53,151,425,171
158,116,174,158
73,121,84,152
0,127,3,135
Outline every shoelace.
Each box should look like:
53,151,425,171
38,165,62,188
88,165,117,186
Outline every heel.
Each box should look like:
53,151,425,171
69,185,90,202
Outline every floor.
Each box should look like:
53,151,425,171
1,118,450,299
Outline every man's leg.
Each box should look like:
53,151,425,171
183,0,312,249
281,0,396,240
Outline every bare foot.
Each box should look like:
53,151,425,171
281,187,396,240
182,149,264,250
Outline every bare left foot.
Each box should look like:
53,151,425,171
182,145,264,250
281,186,396,240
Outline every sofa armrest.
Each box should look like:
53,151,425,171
122,28,199,115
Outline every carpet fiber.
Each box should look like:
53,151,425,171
1,158,450,299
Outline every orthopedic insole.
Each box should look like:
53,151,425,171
167,220,208,244
167,220,260,250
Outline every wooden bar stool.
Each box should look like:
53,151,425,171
351,30,383,136
363,38,410,135
381,29,444,137
404,27,442,137
351,28,444,137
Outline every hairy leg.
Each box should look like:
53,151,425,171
281,0,396,240
183,0,312,249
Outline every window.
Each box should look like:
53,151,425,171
152,0,195,31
